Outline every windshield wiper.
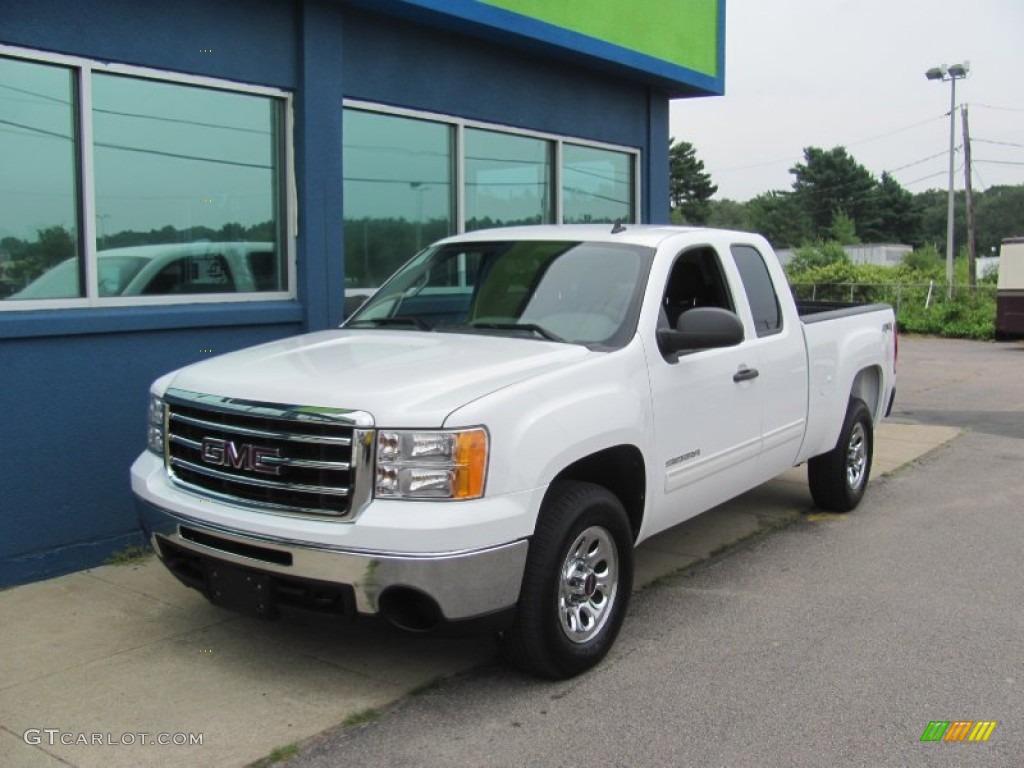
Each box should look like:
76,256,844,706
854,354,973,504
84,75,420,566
466,321,566,342
350,316,434,331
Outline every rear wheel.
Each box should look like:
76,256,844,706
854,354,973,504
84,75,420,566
500,481,633,679
808,398,873,512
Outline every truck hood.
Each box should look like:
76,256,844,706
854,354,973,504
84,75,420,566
165,329,593,427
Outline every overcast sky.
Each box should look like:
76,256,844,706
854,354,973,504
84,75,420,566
669,0,1024,202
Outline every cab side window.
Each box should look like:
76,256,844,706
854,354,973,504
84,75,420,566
731,245,781,336
143,253,235,295
661,247,733,329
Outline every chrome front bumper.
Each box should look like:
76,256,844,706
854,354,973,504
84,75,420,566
137,498,528,621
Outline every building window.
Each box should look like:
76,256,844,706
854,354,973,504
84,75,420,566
0,47,292,308
563,143,634,224
0,57,80,300
465,128,552,231
342,102,639,289
343,110,453,290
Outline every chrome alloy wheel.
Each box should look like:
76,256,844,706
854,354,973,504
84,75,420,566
846,421,868,491
557,526,619,644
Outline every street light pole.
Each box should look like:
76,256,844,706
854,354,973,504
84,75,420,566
925,63,969,299
944,75,956,298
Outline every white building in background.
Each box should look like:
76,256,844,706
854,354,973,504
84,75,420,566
776,244,913,268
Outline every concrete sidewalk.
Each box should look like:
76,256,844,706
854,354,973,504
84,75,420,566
0,422,960,768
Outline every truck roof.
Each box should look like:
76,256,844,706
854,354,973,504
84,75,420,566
437,224,761,249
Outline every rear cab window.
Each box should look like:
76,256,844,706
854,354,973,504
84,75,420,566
731,244,782,337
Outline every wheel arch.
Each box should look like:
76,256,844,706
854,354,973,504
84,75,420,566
850,365,883,421
544,445,646,542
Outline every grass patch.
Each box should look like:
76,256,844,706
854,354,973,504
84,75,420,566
249,743,300,766
409,677,444,697
343,707,382,728
103,544,151,566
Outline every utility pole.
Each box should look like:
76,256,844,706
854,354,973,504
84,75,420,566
961,104,977,290
925,62,969,298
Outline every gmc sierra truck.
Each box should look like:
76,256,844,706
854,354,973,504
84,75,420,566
132,225,897,679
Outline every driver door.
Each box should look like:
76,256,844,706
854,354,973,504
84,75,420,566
645,246,763,535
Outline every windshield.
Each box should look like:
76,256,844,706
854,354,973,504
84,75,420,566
12,254,150,299
345,240,654,348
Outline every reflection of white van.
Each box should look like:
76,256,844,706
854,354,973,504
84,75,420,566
996,237,1024,340
11,242,278,300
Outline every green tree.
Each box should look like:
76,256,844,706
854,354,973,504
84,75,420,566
975,184,1024,255
913,188,965,256
790,146,881,241
786,240,851,274
901,244,942,271
706,199,749,230
874,172,921,245
829,210,860,244
668,138,718,224
745,190,812,248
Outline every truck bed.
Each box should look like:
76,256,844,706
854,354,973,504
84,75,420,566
796,300,894,323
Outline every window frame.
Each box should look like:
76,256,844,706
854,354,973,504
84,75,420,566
0,43,296,312
343,99,641,234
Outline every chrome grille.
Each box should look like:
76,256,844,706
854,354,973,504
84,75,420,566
164,389,374,519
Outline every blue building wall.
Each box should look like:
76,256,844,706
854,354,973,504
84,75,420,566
1,0,673,585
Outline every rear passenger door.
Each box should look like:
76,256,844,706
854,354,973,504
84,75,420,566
730,243,808,480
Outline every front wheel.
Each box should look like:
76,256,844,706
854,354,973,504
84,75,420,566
500,481,633,679
808,397,874,512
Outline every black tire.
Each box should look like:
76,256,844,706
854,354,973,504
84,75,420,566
499,481,634,679
808,397,873,512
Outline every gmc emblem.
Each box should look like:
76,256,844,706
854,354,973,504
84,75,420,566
201,437,282,476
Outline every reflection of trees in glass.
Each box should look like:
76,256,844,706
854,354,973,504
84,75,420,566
1,227,76,289
342,217,450,289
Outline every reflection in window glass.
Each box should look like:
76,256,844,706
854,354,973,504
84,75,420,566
91,74,285,294
465,129,551,231
562,144,634,224
343,109,453,289
1,57,80,300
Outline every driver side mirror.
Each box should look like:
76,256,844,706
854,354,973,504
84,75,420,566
657,306,744,361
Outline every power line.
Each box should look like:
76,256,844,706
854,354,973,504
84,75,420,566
93,107,271,136
972,166,988,193
0,117,70,142
0,82,70,105
974,103,1024,113
845,113,948,149
884,150,950,174
974,159,1024,166
708,113,948,175
973,138,1024,149
903,166,962,187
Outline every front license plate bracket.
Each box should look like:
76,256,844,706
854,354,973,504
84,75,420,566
204,561,276,619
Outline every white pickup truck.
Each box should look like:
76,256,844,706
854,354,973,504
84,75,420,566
132,225,897,678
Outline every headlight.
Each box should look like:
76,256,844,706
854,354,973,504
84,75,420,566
375,428,488,500
147,394,166,455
